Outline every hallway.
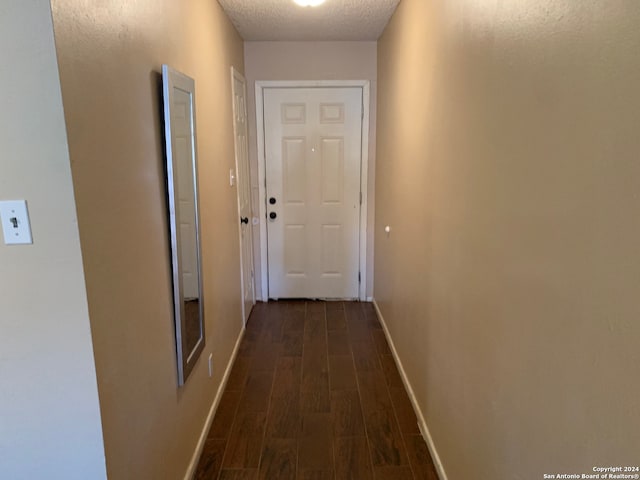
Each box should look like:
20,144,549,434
4,1,640,478
194,301,438,479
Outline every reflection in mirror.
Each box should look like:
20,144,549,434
162,65,205,386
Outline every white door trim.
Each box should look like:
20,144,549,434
255,80,370,301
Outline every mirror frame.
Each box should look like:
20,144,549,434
161,65,205,386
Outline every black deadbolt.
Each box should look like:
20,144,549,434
269,212,277,220
269,197,276,205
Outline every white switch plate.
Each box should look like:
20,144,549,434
0,200,33,245
229,169,236,187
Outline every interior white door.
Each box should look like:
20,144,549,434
231,68,255,324
264,87,362,299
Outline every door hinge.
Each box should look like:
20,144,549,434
358,271,361,283
359,192,362,205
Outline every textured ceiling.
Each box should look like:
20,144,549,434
218,0,401,41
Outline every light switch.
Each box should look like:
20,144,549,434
0,200,33,245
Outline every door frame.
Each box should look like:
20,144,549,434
255,80,370,301
231,67,255,326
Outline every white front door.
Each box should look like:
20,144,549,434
264,87,363,299
231,68,255,324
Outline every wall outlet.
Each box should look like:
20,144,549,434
208,353,213,377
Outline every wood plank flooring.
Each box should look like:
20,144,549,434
194,301,438,480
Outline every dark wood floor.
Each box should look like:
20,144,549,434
194,301,438,480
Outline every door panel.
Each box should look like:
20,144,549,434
283,137,307,204
282,103,306,123
320,137,344,203
321,224,343,275
264,87,362,299
284,224,307,275
319,103,344,123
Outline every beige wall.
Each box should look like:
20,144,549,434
0,1,106,478
244,41,377,299
376,0,640,478
50,1,245,478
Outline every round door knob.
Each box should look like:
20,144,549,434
269,212,277,220
269,197,276,205
240,217,249,224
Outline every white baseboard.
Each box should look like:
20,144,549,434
183,325,246,480
372,299,448,480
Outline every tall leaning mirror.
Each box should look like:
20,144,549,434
162,65,205,386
